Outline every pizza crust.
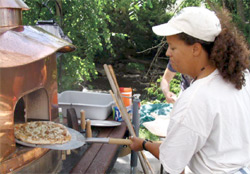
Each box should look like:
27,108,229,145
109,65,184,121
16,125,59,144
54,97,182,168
14,121,71,145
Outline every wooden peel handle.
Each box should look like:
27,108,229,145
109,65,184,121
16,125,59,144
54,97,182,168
86,119,92,138
109,138,132,145
80,110,86,130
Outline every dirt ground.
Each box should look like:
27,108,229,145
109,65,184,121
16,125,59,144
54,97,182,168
84,73,151,101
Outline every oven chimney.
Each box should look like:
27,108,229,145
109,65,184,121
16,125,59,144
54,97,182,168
0,0,29,28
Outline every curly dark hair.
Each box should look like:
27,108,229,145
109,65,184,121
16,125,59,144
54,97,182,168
177,10,250,90
211,28,249,89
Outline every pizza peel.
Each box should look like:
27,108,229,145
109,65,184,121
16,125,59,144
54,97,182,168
15,127,132,150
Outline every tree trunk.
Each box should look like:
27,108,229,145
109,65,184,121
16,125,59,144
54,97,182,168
222,0,226,8
55,0,63,27
55,0,63,86
236,0,245,22
248,0,250,23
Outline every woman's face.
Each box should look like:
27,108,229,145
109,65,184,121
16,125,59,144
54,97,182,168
166,35,195,76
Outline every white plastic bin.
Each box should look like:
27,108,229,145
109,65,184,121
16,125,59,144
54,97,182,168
58,90,115,120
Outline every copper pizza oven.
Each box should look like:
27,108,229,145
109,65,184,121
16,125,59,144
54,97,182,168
0,0,75,173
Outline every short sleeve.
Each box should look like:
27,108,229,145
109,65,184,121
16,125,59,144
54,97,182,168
167,61,177,73
159,120,206,174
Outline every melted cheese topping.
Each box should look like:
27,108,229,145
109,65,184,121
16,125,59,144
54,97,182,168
14,121,71,144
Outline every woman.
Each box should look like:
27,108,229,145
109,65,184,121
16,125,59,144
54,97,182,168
130,7,250,174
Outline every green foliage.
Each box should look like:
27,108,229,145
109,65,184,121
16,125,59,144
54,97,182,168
144,73,181,103
103,0,175,60
22,0,175,92
170,73,181,95
178,0,204,9
22,0,250,92
22,0,55,25
145,77,166,102
23,0,108,92
139,127,160,141
210,0,250,46
58,54,98,91
232,14,250,46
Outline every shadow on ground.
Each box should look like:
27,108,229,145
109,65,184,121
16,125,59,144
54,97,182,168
111,151,161,174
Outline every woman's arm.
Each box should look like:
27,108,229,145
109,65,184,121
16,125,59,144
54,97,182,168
161,68,177,103
129,136,161,159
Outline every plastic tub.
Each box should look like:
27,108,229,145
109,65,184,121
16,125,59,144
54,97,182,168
58,90,115,120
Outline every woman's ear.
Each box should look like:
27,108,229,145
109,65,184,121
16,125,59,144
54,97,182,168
192,43,202,57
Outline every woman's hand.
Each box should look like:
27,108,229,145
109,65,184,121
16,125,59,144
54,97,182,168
129,136,144,151
162,88,177,103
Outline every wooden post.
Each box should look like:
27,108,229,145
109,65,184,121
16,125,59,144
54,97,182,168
62,150,66,160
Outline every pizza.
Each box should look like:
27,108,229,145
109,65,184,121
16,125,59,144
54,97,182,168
14,121,71,145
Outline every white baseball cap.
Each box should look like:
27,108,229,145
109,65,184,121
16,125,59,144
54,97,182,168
152,7,221,42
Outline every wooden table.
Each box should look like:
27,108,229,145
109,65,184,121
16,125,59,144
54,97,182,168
70,121,127,174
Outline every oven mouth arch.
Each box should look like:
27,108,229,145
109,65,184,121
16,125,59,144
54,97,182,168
14,87,50,123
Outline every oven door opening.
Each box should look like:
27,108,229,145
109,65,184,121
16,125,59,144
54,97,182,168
14,88,50,124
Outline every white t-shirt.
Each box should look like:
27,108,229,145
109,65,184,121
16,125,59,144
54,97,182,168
159,69,250,174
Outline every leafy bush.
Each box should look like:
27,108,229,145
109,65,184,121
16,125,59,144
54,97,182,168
169,73,181,95
143,73,181,103
139,127,159,141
